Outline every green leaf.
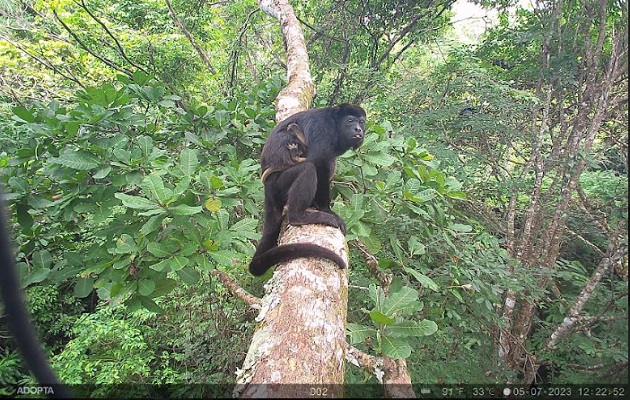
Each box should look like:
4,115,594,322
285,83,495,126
115,193,162,210
53,152,100,170
12,105,37,123
149,256,189,272
22,268,51,287
137,136,153,155
179,148,199,176
140,214,166,236
176,267,200,285
385,320,438,337
382,286,419,316
170,204,202,215
93,166,112,179
346,323,377,344
142,173,171,203
369,310,396,326
115,234,137,254
230,218,258,232
450,223,473,232
147,242,172,258
32,250,53,269
381,336,413,359
8,177,29,194
368,284,386,310
362,152,397,167
74,277,95,298
403,267,439,292
151,278,178,298
138,279,156,296
209,250,237,267
139,296,165,314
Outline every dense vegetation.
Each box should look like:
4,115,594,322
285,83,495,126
1,0,627,395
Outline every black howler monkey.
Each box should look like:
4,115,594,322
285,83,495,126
0,197,72,398
249,104,366,277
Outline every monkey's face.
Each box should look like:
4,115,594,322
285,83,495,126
340,114,366,150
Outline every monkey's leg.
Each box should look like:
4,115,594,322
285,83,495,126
279,162,345,230
254,185,285,258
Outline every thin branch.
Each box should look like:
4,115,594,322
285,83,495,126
165,0,216,75
52,8,132,76
354,239,391,291
210,269,261,309
0,34,85,89
77,0,149,74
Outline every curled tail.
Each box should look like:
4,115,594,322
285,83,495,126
249,243,346,276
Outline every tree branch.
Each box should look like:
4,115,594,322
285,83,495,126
165,0,216,75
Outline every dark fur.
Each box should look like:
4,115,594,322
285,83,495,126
0,197,72,398
250,104,366,276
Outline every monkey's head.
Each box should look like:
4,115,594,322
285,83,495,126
335,103,366,150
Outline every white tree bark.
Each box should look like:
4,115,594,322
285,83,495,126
235,225,349,397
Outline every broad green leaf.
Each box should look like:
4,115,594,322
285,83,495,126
173,176,191,197
151,278,178,298
140,214,166,236
370,310,396,325
93,204,114,224
385,320,438,337
115,234,137,254
170,204,202,215
8,177,28,194
110,282,137,305
403,267,440,292
416,189,437,202
209,250,237,267
53,152,100,170
230,218,258,232
113,148,131,164
138,279,156,296
179,148,199,176
147,241,172,258
381,336,413,359
362,152,397,167
139,296,165,314
346,323,377,344
137,136,153,155
194,255,214,271
450,223,473,232
74,277,95,298
149,256,189,272
448,191,467,200
382,286,419,316
142,174,171,203
177,267,200,285
32,250,53,269
93,166,112,179
115,193,162,210
12,105,36,123
22,268,50,287
368,284,386,310
451,288,464,302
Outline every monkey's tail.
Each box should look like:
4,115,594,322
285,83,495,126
249,243,346,276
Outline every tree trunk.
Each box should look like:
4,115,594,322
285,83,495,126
235,224,349,397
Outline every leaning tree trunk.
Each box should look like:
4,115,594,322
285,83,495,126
235,224,349,397
234,0,349,396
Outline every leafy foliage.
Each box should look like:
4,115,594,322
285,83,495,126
0,0,626,389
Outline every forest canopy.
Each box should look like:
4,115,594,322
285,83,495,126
0,0,627,396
